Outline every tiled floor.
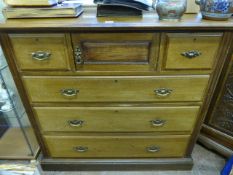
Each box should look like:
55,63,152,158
34,144,226,175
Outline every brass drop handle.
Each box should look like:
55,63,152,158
181,50,202,59
75,47,84,65
31,51,51,61
61,89,79,97
154,88,173,97
151,119,166,127
73,146,88,153
68,120,84,127
146,146,160,153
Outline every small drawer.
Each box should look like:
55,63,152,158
44,135,190,158
9,34,72,71
72,33,159,71
23,75,209,103
161,33,222,70
34,106,200,133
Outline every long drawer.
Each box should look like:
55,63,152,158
34,106,200,133
23,76,209,103
44,135,190,158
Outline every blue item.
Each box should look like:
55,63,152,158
221,156,233,175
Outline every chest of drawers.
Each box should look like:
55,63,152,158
0,12,233,171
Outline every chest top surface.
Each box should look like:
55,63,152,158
0,11,233,31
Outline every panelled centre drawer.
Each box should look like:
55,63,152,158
9,34,71,71
72,33,159,71
23,76,209,103
34,106,200,133
44,135,190,158
162,33,222,70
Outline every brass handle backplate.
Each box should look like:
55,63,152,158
154,88,173,97
61,88,79,97
146,146,160,153
151,119,166,127
31,51,51,61
68,120,84,127
181,50,202,59
75,47,84,65
73,146,88,153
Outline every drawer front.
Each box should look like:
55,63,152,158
44,135,190,158
72,33,159,71
23,76,209,103
162,33,222,70
9,34,71,71
34,106,200,133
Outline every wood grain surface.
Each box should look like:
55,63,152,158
23,75,210,103
34,106,200,133
161,33,222,70
1,12,233,32
72,33,159,71
43,134,190,158
9,33,72,71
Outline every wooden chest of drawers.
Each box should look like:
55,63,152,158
0,12,233,171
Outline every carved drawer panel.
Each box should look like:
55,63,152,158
161,33,222,70
34,106,200,133
44,134,190,158
23,75,209,103
72,33,159,71
9,34,72,71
